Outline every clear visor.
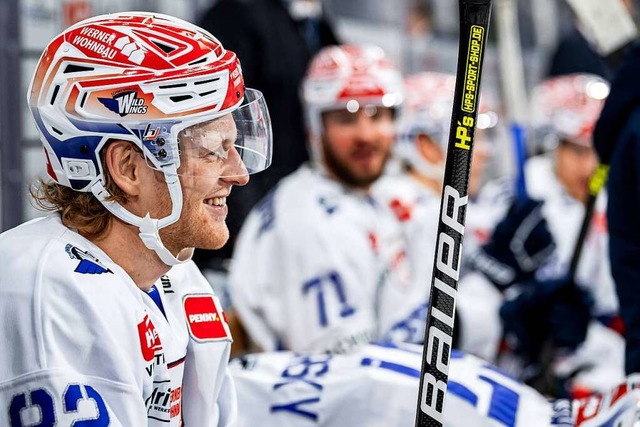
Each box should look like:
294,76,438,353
144,88,272,178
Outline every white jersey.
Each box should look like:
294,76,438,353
372,173,504,361
231,343,640,427
229,165,414,353
231,343,549,427
0,214,235,426
371,173,440,344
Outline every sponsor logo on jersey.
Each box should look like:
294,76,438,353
138,314,163,362
145,381,172,423
389,198,413,222
146,382,183,422
183,294,231,342
65,244,113,274
160,275,174,294
98,89,148,117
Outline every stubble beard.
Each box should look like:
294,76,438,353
322,141,389,189
155,189,230,255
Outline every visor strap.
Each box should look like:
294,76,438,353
90,176,190,266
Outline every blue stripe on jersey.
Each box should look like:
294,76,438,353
448,380,479,406
361,357,421,378
146,285,166,318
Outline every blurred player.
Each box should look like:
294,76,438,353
228,44,417,354
372,72,503,355
469,73,624,396
385,72,498,198
0,12,272,426
230,342,640,426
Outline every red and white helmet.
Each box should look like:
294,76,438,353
301,44,404,141
396,72,499,177
28,12,272,265
530,73,609,149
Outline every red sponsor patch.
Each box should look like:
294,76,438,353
389,198,413,222
137,314,162,362
183,295,230,341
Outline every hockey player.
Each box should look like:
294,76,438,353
470,73,624,396
0,12,272,426
228,44,415,354
385,71,498,199
229,342,640,426
372,72,504,356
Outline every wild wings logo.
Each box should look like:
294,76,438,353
98,89,148,117
65,244,112,274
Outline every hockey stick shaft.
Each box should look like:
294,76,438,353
414,1,492,426
568,163,609,280
496,0,528,201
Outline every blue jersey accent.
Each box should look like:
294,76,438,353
599,406,629,427
318,196,338,215
479,375,520,427
448,380,479,406
271,398,321,421
75,259,110,275
361,357,420,378
302,271,355,327
145,285,166,318
257,191,277,237
10,389,56,427
63,385,111,426
65,244,113,275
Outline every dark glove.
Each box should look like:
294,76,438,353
500,277,593,364
470,197,556,290
547,280,593,350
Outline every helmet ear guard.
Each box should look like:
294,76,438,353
28,12,272,265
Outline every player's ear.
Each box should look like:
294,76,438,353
416,134,445,163
103,140,145,197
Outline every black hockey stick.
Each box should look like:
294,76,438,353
568,164,608,280
414,1,492,426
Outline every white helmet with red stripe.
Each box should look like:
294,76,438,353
28,12,272,265
530,73,609,150
301,44,403,156
396,72,499,178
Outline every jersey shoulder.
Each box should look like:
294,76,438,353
0,215,145,380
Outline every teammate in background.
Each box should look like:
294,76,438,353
386,72,498,199
0,12,272,426
469,74,624,397
230,342,640,427
228,44,415,354
371,72,503,356
593,43,640,376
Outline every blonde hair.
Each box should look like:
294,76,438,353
30,145,129,239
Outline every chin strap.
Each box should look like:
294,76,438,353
138,214,193,265
90,165,191,266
